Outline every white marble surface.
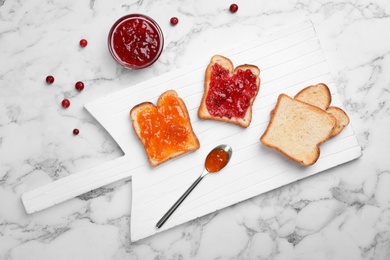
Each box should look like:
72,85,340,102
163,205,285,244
1,0,389,259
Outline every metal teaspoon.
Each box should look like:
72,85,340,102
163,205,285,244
156,144,233,229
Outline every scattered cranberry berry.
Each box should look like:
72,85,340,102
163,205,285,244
170,17,179,25
73,128,80,135
62,99,70,108
75,81,84,91
46,75,55,84
229,3,239,13
79,39,88,47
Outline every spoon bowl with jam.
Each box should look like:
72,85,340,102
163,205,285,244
156,144,233,228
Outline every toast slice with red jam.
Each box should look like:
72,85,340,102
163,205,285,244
198,55,261,128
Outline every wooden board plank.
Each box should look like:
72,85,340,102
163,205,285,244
84,20,362,241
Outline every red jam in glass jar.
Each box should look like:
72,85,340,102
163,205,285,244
108,14,164,69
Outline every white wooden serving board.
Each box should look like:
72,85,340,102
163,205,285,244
65,21,364,241
81,20,362,241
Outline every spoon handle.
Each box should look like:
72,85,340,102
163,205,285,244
156,174,205,229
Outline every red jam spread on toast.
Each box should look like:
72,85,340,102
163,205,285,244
136,95,193,161
205,148,229,173
110,15,163,69
206,63,258,118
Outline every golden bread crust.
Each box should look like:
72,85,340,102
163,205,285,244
326,106,350,137
294,83,332,110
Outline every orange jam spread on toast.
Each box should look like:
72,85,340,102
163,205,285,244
136,95,194,161
205,148,229,173
206,63,258,118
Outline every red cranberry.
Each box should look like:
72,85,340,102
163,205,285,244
73,128,80,135
229,3,238,13
62,99,70,108
46,75,55,84
79,39,88,47
170,17,179,25
75,81,84,91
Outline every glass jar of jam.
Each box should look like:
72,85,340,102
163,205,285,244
108,14,164,70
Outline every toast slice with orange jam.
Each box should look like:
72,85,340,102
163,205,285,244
130,90,200,167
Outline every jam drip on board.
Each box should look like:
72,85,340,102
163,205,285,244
206,63,258,119
136,95,195,162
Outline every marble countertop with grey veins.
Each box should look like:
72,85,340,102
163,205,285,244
1,0,389,259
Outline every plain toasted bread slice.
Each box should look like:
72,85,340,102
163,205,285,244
326,106,350,137
198,55,261,128
294,83,331,110
295,83,350,137
130,90,200,167
260,94,336,166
